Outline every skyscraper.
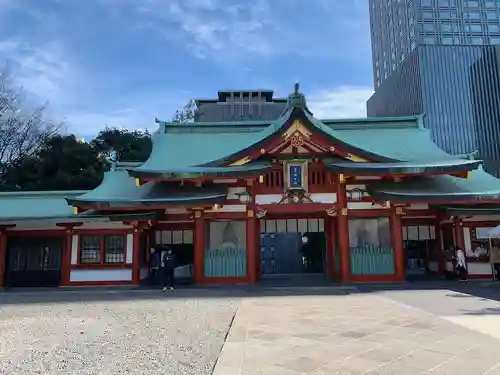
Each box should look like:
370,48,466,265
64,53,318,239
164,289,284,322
368,0,500,175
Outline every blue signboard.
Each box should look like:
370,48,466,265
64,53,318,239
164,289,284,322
289,164,303,189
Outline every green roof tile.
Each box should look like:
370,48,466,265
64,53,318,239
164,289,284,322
67,170,228,206
0,191,87,221
366,168,500,202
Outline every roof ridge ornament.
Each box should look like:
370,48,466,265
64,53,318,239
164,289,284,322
285,82,313,115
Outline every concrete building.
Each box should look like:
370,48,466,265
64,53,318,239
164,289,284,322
367,0,500,175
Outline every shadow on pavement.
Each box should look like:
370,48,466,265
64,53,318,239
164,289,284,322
3,279,500,310
0,283,358,306
357,280,500,316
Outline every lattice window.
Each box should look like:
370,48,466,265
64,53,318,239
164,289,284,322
80,235,126,265
80,235,101,264
104,235,125,264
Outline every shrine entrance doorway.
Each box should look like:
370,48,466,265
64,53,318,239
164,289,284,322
259,218,327,277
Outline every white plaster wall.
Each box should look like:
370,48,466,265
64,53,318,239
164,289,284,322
71,234,79,265
468,262,492,276
208,204,246,213
348,202,390,209
208,221,246,249
256,194,282,205
464,228,472,252
227,187,246,199
260,218,324,233
140,268,149,280
70,269,132,282
155,230,193,245
126,233,133,264
311,193,336,203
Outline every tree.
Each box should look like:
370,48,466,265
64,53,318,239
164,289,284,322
171,100,198,123
1,134,106,191
0,67,61,184
90,127,152,162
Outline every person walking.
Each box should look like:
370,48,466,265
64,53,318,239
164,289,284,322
455,246,468,282
161,247,176,292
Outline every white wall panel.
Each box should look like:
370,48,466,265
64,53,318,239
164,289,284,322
126,233,133,264
71,234,79,265
70,269,132,282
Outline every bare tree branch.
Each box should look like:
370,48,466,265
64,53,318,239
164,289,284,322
0,67,62,182
171,100,198,123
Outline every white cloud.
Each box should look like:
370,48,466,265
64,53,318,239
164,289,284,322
110,0,370,61
0,39,75,106
308,86,374,119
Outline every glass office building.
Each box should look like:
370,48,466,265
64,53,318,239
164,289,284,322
368,0,500,175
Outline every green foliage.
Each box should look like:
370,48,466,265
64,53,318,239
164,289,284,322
90,127,152,162
1,135,106,191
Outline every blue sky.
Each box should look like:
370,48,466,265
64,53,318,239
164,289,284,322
0,0,374,139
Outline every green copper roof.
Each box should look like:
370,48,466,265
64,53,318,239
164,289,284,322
67,170,227,207
135,86,466,178
366,168,500,202
326,160,481,175
0,190,88,222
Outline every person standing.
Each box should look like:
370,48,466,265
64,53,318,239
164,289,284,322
490,241,500,281
455,246,468,282
161,247,176,292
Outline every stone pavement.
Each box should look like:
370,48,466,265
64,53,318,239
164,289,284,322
363,284,500,342
213,288,500,375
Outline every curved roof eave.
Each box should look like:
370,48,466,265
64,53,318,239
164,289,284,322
326,160,482,175
66,193,227,207
365,169,500,202
127,163,272,179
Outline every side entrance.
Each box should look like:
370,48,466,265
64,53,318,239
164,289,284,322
4,236,63,287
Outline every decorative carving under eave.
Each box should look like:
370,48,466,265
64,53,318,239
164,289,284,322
372,200,390,208
326,207,337,217
276,190,314,204
255,207,267,218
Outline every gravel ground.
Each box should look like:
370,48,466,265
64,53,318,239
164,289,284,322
0,290,240,375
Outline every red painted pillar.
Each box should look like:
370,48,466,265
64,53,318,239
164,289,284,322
390,209,405,281
246,212,258,284
255,218,261,282
325,216,336,279
0,231,6,288
435,221,444,276
61,229,73,286
336,175,351,282
132,227,141,284
194,212,205,284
